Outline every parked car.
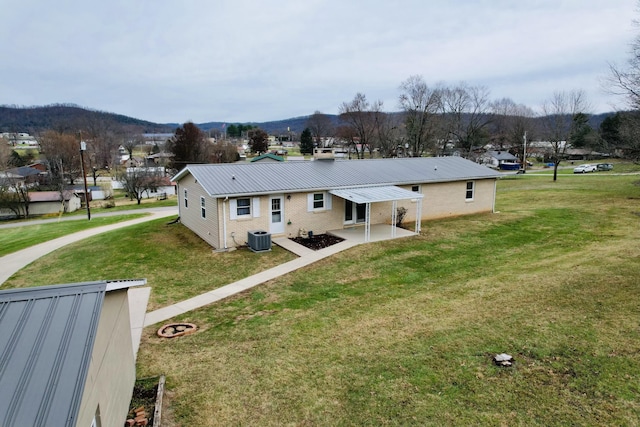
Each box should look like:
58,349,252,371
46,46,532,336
573,164,597,173
597,163,613,171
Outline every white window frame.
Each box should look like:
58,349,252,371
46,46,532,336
184,189,188,208
229,197,260,220
465,181,475,201
200,196,206,218
307,192,332,212
237,197,251,216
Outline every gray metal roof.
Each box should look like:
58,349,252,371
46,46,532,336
173,156,500,198
330,186,423,204
487,150,518,161
0,280,143,426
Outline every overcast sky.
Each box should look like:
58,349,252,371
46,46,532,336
1,1,637,124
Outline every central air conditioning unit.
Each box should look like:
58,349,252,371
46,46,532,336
247,230,271,252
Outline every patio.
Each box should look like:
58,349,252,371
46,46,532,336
328,223,418,244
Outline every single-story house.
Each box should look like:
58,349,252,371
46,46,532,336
172,154,501,250
479,150,520,169
0,279,149,427
71,185,109,201
29,190,82,215
143,176,177,199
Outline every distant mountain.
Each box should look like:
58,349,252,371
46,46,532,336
197,115,340,134
0,103,616,137
0,104,326,135
0,104,176,134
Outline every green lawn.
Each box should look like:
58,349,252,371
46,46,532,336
0,214,146,257
4,172,640,425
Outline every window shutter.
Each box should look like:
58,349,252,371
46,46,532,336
252,197,260,217
229,199,237,220
325,193,332,210
307,193,314,212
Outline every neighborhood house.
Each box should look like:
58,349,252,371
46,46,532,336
172,155,501,250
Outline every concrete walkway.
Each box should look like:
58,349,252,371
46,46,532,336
143,225,417,327
1,213,415,329
143,238,358,326
0,209,179,285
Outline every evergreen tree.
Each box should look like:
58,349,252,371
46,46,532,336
300,128,314,155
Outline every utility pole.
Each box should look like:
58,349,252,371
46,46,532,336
79,132,91,220
522,131,527,172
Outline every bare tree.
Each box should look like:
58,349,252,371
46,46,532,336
39,130,82,185
121,167,165,205
0,137,11,168
334,125,358,159
306,111,334,147
440,83,493,159
608,5,640,110
211,141,239,163
122,132,144,160
540,90,591,181
617,111,640,161
398,75,443,157
373,112,404,158
338,93,381,158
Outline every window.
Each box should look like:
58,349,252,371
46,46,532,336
184,189,188,208
307,192,331,212
313,193,324,209
465,181,474,200
411,185,420,193
200,196,206,218
237,198,251,216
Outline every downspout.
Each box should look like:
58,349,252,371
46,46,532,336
222,196,228,249
176,183,181,217
493,179,497,213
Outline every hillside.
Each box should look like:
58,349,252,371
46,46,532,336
0,104,175,134
0,104,615,137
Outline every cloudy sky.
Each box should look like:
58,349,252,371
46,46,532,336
1,1,637,124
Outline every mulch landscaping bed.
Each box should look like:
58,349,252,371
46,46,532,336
289,234,344,250
126,377,158,425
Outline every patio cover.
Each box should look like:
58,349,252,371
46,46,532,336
329,186,423,242
329,185,423,204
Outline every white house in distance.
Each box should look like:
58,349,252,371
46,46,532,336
172,153,501,250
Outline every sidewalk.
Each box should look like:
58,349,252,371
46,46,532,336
143,238,358,327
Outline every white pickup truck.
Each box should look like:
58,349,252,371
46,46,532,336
573,164,597,173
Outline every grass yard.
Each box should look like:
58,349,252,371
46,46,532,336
4,171,640,425
0,213,146,257
2,218,296,310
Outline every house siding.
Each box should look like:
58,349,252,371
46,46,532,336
77,289,136,427
178,175,220,248
174,157,500,249
401,179,495,221
187,179,496,249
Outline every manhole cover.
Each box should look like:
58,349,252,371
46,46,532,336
157,323,197,338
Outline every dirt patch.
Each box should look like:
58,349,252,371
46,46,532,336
289,234,345,250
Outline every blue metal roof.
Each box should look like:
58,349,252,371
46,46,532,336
173,156,500,198
0,281,130,426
